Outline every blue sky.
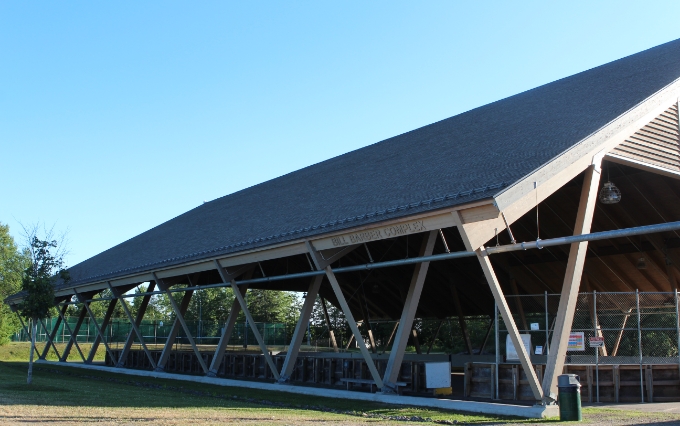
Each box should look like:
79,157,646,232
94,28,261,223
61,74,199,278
2,2,680,267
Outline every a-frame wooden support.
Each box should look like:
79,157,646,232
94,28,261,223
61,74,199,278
108,282,157,370
306,241,385,388
542,163,602,401
320,297,339,353
228,282,281,380
116,281,157,366
453,212,544,402
87,297,118,363
57,304,87,362
12,307,40,359
39,303,67,360
279,275,324,382
75,289,117,364
156,287,194,371
208,263,254,376
153,273,208,374
381,230,437,393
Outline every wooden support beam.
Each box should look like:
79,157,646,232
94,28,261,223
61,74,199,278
427,320,444,355
324,266,383,388
56,305,86,362
306,241,383,386
450,284,473,355
108,282,157,370
229,279,280,380
76,290,117,364
320,297,338,353
156,288,194,371
382,321,399,354
40,304,67,360
359,293,377,354
59,303,88,362
411,329,422,354
479,316,494,355
207,267,253,376
14,312,40,358
153,274,208,374
116,282,157,366
381,230,437,392
87,298,118,363
453,211,544,402
542,164,601,402
279,275,323,382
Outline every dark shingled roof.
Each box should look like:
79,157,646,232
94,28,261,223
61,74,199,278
66,38,680,287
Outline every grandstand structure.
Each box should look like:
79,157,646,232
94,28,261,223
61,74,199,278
6,38,680,408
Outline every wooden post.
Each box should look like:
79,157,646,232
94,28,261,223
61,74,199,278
40,304,67,360
108,282,157,370
60,304,88,362
323,266,384,388
153,274,208,373
381,230,437,392
87,297,118,363
117,281,157,365
451,284,473,355
320,297,338,353
229,279,280,380
156,288,194,371
542,164,601,401
279,275,323,382
75,290,117,364
453,211,544,402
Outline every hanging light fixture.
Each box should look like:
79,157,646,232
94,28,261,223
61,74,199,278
599,181,621,204
636,257,647,270
599,165,621,204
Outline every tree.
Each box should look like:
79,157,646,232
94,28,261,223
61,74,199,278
0,223,30,345
18,225,69,385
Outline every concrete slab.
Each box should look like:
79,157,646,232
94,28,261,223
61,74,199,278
36,360,558,419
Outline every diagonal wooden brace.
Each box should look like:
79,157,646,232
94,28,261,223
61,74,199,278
542,164,601,402
108,282,157,370
218,261,280,380
382,230,437,392
87,297,118,363
75,290,117,365
208,262,254,376
116,281,157,367
39,303,67,360
153,273,208,374
156,288,194,371
453,211,544,402
278,275,323,383
57,304,86,362
13,310,40,359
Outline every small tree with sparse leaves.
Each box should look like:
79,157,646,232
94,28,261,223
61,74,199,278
19,235,69,385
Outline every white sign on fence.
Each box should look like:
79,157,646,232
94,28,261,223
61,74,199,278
506,334,532,361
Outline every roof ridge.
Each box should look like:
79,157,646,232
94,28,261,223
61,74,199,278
66,181,506,286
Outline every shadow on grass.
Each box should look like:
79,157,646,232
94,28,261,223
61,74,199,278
0,361,545,424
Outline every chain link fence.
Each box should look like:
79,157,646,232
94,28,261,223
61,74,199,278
498,291,680,366
12,318,287,347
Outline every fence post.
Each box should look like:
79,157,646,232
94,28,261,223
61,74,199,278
594,290,599,403
675,289,679,372
636,289,644,403
544,291,549,355
494,300,499,399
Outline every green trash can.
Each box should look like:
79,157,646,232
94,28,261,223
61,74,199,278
558,374,582,421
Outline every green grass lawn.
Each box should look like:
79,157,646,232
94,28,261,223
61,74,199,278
2,342,678,425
